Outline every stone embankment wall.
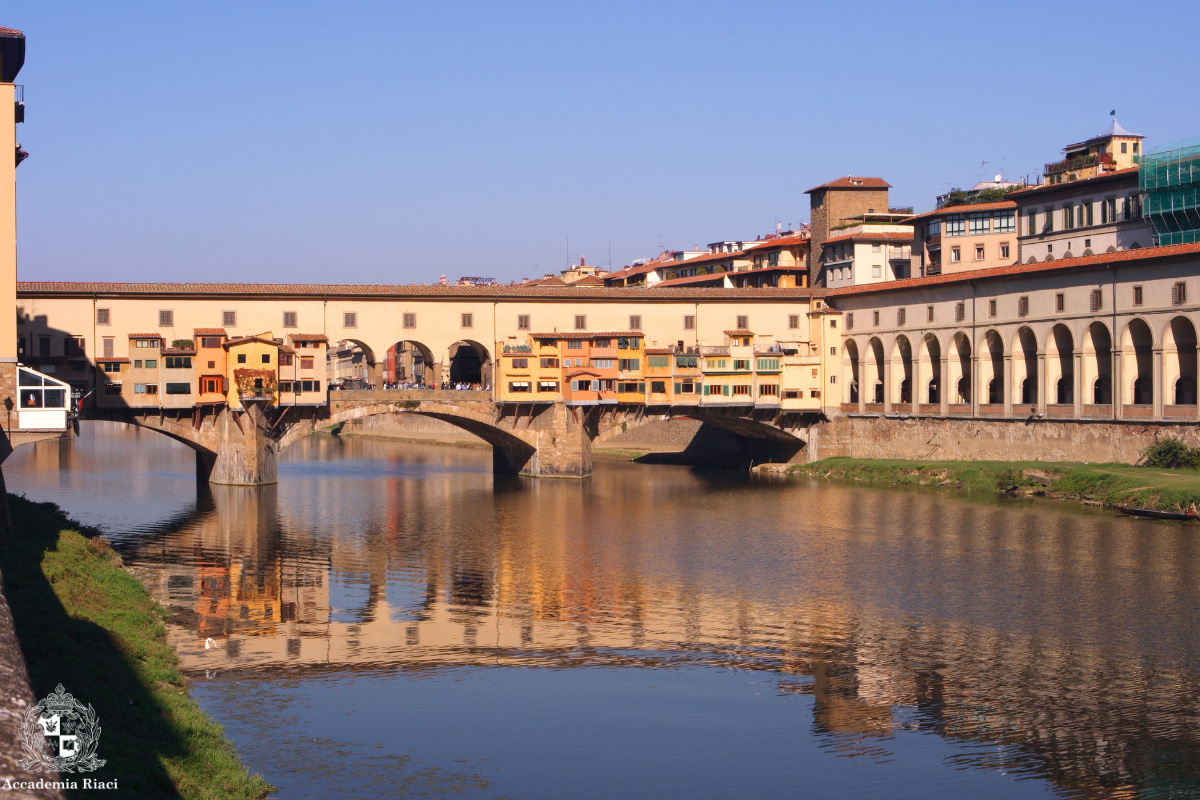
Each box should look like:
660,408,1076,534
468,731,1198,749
817,415,1199,464
339,413,485,444
0,470,65,799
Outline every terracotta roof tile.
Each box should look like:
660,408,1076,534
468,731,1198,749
193,327,227,336
653,273,729,288
17,282,826,300
822,230,913,244
903,201,1017,222
723,329,754,336
127,333,164,339
162,347,196,355
223,335,281,349
751,232,811,249
289,333,328,342
0,27,23,35
1007,167,1139,197
95,357,129,363
805,176,891,194
827,242,1200,297
644,347,674,354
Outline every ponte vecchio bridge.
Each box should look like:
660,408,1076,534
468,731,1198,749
16,282,838,483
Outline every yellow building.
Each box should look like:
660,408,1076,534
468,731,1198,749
615,333,645,403
224,334,281,408
495,338,561,402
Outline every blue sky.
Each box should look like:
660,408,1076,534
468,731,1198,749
7,1,1199,285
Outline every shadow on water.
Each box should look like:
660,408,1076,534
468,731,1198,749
2,498,186,799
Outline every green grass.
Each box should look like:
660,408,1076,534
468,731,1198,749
785,457,1200,513
0,495,272,800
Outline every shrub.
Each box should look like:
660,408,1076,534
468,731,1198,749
1142,437,1200,469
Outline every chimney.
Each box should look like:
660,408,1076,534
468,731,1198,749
581,255,585,267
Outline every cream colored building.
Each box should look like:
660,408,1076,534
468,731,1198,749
905,201,1018,277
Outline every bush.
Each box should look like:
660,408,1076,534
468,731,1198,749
1142,437,1200,469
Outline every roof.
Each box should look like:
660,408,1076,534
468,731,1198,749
0,27,23,35
16,281,826,300
723,329,754,336
223,335,281,350
1068,118,1144,149
751,232,810,250
571,275,605,287
805,176,891,194
644,347,674,354
95,357,130,363
162,347,196,355
828,242,1200,298
564,369,602,378
653,273,729,288
193,327,227,336
822,230,913,245
903,200,1017,222
127,332,164,339
1007,167,1138,198
530,331,642,340
289,333,328,342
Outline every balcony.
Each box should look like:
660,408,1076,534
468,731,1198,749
699,346,729,357
887,246,911,261
1044,151,1114,176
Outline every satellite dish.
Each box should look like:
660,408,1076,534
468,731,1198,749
994,173,1003,183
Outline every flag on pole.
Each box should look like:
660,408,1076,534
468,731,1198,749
1110,109,1116,116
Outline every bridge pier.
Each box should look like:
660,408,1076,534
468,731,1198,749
204,404,278,486
493,401,593,478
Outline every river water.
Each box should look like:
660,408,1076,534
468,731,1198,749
7,423,1200,799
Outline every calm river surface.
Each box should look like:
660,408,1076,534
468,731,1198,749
8,423,1200,799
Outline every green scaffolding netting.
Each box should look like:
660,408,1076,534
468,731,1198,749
1141,135,1200,245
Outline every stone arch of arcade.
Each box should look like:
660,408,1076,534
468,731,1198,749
839,312,1200,420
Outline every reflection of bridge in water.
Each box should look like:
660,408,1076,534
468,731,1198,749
121,468,1200,799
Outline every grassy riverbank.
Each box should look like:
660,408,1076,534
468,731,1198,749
781,458,1200,513
0,495,271,800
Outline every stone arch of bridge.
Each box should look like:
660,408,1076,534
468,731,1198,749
590,407,809,462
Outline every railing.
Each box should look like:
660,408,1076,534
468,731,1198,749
1045,151,1114,175
699,346,729,356
887,246,911,261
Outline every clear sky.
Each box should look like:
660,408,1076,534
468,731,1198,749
7,0,1199,285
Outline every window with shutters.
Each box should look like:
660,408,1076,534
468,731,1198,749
1132,286,1143,306
846,313,854,330
461,313,473,328
159,310,174,327
223,311,236,327
927,306,934,322
736,315,749,330
788,315,799,329
897,308,906,325
1018,296,1030,317
1055,293,1065,312
955,302,966,322
403,313,416,328
575,315,587,330
988,299,997,318
96,308,110,325
683,315,695,330
1090,290,1102,311
517,314,530,330
629,315,641,330
344,312,357,328
1173,282,1187,306
102,337,114,357
283,311,297,328
872,311,880,327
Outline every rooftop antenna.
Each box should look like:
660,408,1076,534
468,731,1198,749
978,159,991,183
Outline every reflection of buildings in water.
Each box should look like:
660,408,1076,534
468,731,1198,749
125,468,1200,799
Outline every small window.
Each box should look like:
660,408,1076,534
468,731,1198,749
955,302,966,322
403,313,416,329
897,308,906,325
283,311,298,328
1090,289,1103,311
96,308,110,325
237,353,247,364
518,314,530,330
988,299,997,317
926,305,934,322
301,356,314,370
683,315,695,330
223,311,236,327
736,315,748,329
575,315,587,330
159,310,174,327
629,315,642,330
788,315,800,329
951,247,961,263
461,313,473,328
1173,282,1187,306
262,353,271,364
1000,244,1010,259
1055,293,1065,312
846,313,854,330
344,312,357,328
974,246,984,261
830,346,837,355
1133,286,1143,306
829,319,837,329
1018,296,1030,317
872,310,880,327
165,382,191,395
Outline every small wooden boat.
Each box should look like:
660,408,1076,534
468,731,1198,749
1115,505,1200,521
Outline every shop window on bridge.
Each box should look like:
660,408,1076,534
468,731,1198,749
101,362,121,374
134,384,159,395
567,340,583,350
103,384,122,396
165,382,191,395
733,359,750,370
280,353,293,366
299,380,321,392
647,356,669,368
783,390,802,399
537,381,559,393
675,355,698,369
759,384,779,396
301,357,314,369
756,358,780,371
650,381,667,394
144,359,157,369
200,377,223,394
279,381,293,393
675,381,695,394
164,356,192,369
540,357,559,368
618,382,640,393
732,385,751,395
508,381,531,393
618,358,640,371
510,358,528,369
63,336,85,357
135,339,160,349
